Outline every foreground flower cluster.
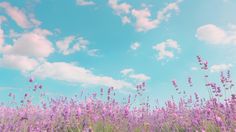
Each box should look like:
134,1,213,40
0,57,235,132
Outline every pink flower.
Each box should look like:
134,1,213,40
29,77,34,83
215,116,222,126
172,80,178,88
188,77,193,87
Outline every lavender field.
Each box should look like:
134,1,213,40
1,0,236,131
0,56,235,132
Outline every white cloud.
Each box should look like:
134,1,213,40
132,0,181,32
108,0,131,15
0,2,133,90
131,8,157,32
0,2,41,29
130,42,140,50
196,24,236,45
152,39,180,60
128,74,150,81
121,68,150,81
76,0,95,6
210,64,233,73
108,0,181,32
156,0,181,22
0,53,131,89
0,54,39,72
3,28,54,58
56,35,76,55
32,62,132,89
56,35,89,55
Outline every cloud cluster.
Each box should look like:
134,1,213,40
0,28,54,72
56,35,89,55
0,2,132,89
0,54,39,72
0,2,41,29
108,0,131,14
196,24,236,45
132,0,181,32
4,29,54,58
108,0,182,32
152,39,180,60
33,62,132,89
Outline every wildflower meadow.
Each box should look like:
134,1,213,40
1,0,236,132
0,56,235,131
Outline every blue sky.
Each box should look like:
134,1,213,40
0,0,236,105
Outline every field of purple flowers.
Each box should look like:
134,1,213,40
0,56,235,132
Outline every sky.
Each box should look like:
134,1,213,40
0,0,236,105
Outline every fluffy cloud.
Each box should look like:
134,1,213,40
4,28,54,58
0,2,132,90
32,62,132,89
128,74,150,81
132,0,181,32
56,35,89,55
0,2,40,29
108,0,131,15
121,68,150,81
76,0,95,6
210,64,233,73
0,54,131,89
196,24,236,45
0,55,39,72
155,0,181,23
152,39,180,60
131,8,156,32
108,0,181,32
0,28,52,72
130,42,140,50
